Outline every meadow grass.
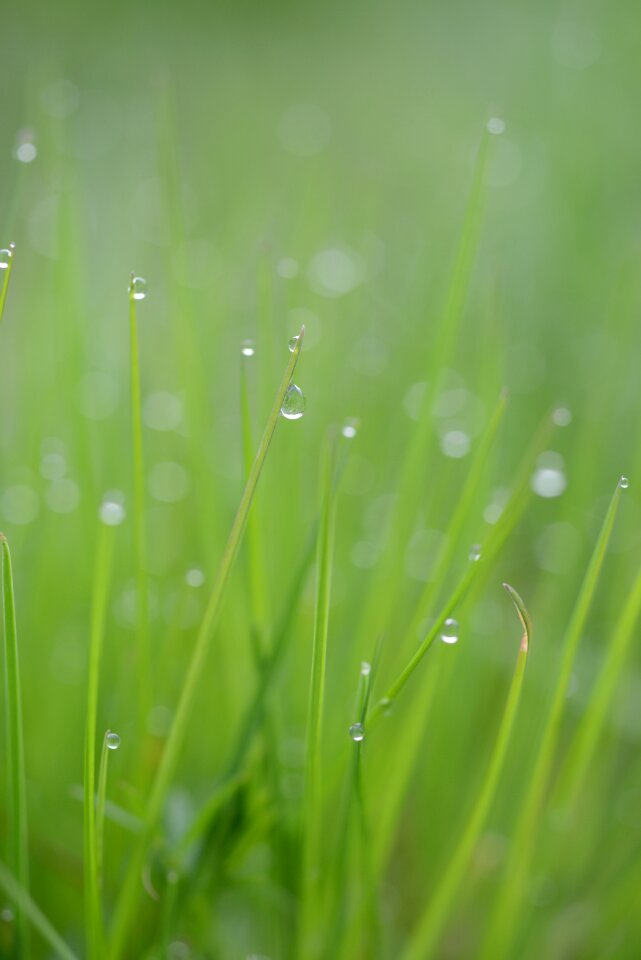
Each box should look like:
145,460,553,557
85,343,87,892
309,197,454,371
2,4,641,957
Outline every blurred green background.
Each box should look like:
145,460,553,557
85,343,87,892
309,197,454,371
2,0,641,957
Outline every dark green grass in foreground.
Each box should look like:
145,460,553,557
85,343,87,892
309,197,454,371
2,2,641,957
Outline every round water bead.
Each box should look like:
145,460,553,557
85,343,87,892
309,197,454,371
440,617,459,645
105,731,121,750
129,275,147,300
280,384,305,420
349,722,365,742
240,339,255,357
620,476,630,490
469,544,482,562
288,335,299,353
0,248,13,269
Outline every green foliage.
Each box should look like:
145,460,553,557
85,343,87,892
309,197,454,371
1,4,641,957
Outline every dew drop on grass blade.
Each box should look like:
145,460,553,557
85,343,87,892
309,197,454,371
0,242,16,324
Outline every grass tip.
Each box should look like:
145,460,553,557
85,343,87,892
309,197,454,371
502,581,531,652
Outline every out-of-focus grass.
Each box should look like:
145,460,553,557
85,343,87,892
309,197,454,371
2,1,641,957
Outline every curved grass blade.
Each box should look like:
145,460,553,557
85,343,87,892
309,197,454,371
0,243,16,324
83,522,115,959
0,860,78,960
402,583,531,960
479,477,626,960
1,534,29,957
298,433,340,959
129,274,151,729
110,325,306,958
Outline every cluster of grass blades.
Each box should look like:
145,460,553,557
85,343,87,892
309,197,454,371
1,120,639,960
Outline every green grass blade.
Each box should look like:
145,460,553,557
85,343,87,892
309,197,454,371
1,534,29,958
110,324,306,958
479,476,626,960
555,545,641,812
0,243,16,324
403,583,531,960
240,348,268,662
402,387,508,646
355,131,492,654
83,522,114,960
96,731,117,896
298,433,340,959
0,860,78,960
128,275,151,730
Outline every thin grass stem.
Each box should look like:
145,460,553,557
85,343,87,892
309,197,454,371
402,583,531,960
1,534,29,958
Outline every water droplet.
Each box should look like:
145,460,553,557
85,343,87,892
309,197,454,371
553,406,572,427
619,476,630,489
349,722,365,742
360,660,371,676
469,544,482,562
487,117,506,135
0,248,13,269
240,339,255,357
99,496,126,527
105,731,121,750
380,697,394,716
129,275,147,300
441,617,459,645
185,567,205,588
288,335,299,353
280,384,305,420
341,418,359,439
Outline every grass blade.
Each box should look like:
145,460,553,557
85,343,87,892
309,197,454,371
240,346,268,662
96,731,118,895
355,130,493,657
402,387,508,651
298,433,340,959
0,243,16,324
555,545,641,812
128,274,151,729
1,534,29,958
479,476,626,960
83,521,115,959
110,325,306,958
402,583,531,960
0,860,78,960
